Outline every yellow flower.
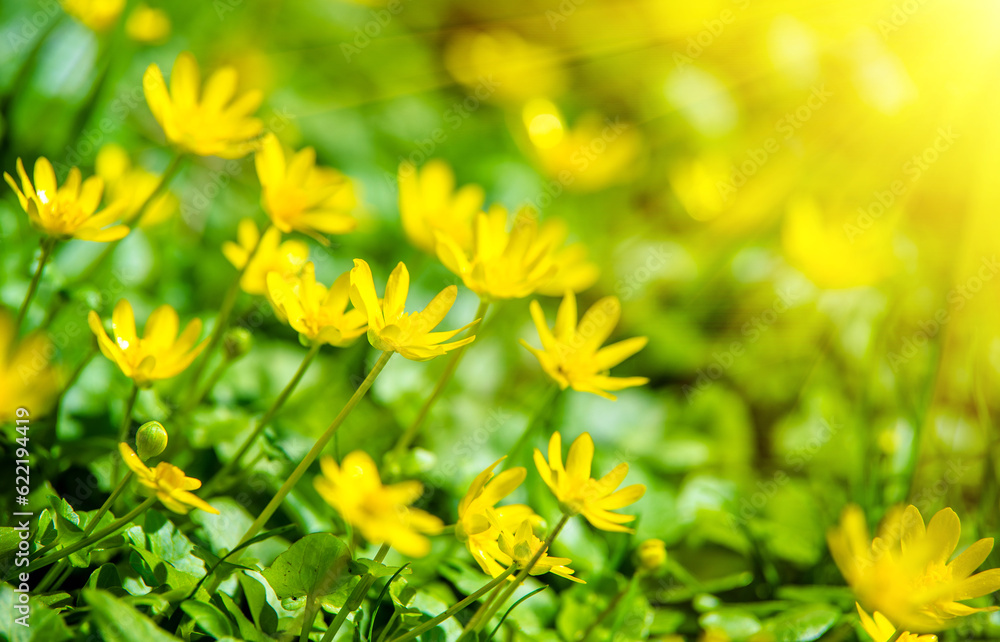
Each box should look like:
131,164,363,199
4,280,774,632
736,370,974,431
348,259,478,361
125,4,171,44
443,29,565,103
222,219,309,295
398,159,483,254
828,504,1000,632
496,515,583,583
265,262,367,347
637,538,667,571
314,452,443,557
95,144,176,226
60,0,124,32
521,291,648,400
118,443,219,515
534,432,645,532
143,51,263,159
435,206,563,301
255,133,357,242
856,604,937,642
88,300,207,387
532,217,599,296
4,157,128,242
0,312,59,423
456,457,540,578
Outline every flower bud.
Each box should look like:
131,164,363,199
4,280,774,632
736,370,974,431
636,538,666,571
136,421,168,460
223,327,253,360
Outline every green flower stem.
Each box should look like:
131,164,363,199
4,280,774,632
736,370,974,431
184,224,271,405
236,351,393,548
20,496,156,576
473,514,570,630
886,631,904,642
35,472,133,593
15,237,57,335
319,543,391,642
461,578,505,633
387,564,518,642
202,341,322,496
391,299,489,458
111,384,140,485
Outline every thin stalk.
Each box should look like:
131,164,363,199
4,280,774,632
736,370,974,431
461,578,505,633
111,384,140,484
185,224,270,401
474,515,570,629
387,565,517,642
320,543,391,642
20,496,156,575
202,342,322,495
886,631,904,642
236,352,393,547
36,472,133,592
391,300,488,458
15,237,56,334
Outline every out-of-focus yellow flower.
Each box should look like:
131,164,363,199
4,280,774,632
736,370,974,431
125,4,170,44
348,259,478,361
534,432,645,532
5,157,128,242
119,442,219,514
522,100,642,192
221,218,308,295
782,198,896,289
828,504,1000,632
456,457,540,578
857,604,938,642
314,451,443,557
637,538,667,571
95,144,176,227
436,206,557,301
88,300,207,388
398,159,483,254
266,262,367,347
496,515,583,583
444,29,565,103
255,133,357,243
521,291,648,400
143,51,263,159
60,0,124,32
0,312,59,423
533,217,599,296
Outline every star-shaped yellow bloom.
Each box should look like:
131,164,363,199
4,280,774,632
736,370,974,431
828,504,1000,632
456,457,540,578
5,157,128,242
436,205,562,301
0,312,59,423
119,443,219,515
266,262,367,347
496,515,583,583
314,452,443,557
88,300,207,388
60,0,124,32
255,133,357,243
534,432,645,532
348,259,478,361
222,219,309,295
521,291,648,400
398,159,484,254
143,51,263,158
856,604,937,642
532,218,599,297
95,144,177,227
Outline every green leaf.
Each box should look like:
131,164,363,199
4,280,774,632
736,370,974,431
350,558,414,578
218,590,271,642
700,609,763,639
238,572,279,635
83,588,181,642
764,604,839,642
86,563,123,593
262,532,352,600
0,584,72,642
0,527,22,557
180,599,235,639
